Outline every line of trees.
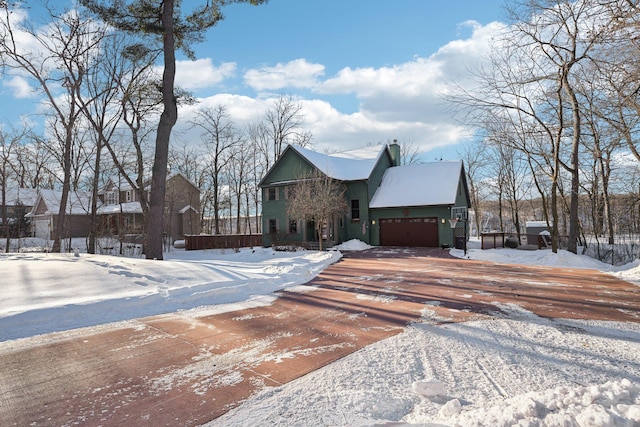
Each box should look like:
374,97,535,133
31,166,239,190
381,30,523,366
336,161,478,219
454,0,640,259
1,2,314,257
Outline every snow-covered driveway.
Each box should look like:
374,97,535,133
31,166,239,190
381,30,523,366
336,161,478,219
1,247,639,426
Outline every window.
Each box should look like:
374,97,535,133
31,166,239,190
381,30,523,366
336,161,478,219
105,190,117,205
351,199,360,221
289,219,298,233
268,219,278,234
267,187,278,201
125,190,132,202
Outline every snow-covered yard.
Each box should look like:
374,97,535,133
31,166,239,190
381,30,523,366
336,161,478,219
1,239,640,426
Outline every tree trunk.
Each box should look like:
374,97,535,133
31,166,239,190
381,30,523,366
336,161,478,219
564,73,581,255
145,0,177,260
52,126,73,253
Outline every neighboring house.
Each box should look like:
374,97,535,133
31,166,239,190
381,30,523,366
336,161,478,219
27,189,93,240
0,188,38,237
260,142,471,248
97,173,201,243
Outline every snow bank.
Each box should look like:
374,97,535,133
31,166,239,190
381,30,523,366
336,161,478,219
333,239,372,251
440,379,640,427
0,247,341,341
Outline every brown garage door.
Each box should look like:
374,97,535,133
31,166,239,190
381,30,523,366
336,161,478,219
379,217,439,247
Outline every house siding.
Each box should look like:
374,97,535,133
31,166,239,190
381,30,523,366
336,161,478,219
337,148,393,245
343,181,370,243
164,174,201,241
260,144,470,249
262,185,308,246
260,149,319,247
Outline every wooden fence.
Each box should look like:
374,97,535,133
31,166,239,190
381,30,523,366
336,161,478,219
184,234,263,251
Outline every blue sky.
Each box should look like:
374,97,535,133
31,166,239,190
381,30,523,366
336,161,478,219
1,0,509,162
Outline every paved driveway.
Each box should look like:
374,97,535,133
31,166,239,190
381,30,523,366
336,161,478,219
1,247,638,426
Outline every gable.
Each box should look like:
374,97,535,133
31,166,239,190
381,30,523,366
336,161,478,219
28,189,93,216
260,146,319,186
369,161,465,208
167,172,200,194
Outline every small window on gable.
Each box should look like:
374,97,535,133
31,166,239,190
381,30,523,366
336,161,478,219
351,199,360,221
267,187,278,201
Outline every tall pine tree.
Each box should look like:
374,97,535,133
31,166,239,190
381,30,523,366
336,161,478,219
81,0,267,259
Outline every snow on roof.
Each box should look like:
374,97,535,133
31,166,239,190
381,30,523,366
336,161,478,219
178,204,198,214
526,221,551,228
292,145,386,181
4,188,38,206
369,161,463,208
96,201,143,215
35,189,93,215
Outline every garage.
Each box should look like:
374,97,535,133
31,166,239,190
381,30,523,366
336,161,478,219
379,217,439,247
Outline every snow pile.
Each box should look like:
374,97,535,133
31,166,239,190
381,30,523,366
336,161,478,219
334,239,372,251
451,245,615,271
439,379,640,426
412,379,447,397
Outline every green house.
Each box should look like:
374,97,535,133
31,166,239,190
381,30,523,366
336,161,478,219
259,142,471,249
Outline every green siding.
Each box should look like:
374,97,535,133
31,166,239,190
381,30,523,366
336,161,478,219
343,181,370,243
261,149,315,185
260,145,471,249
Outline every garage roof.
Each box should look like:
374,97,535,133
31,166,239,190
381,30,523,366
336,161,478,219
370,161,463,208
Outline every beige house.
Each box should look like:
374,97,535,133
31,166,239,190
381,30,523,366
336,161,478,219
97,173,201,243
27,189,93,240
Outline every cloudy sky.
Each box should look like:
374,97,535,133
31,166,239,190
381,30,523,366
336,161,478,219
1,0,509,162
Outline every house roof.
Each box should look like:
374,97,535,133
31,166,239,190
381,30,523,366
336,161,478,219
29,189,93,216
290,144,387,181
4,188,38,206
369,161,464,208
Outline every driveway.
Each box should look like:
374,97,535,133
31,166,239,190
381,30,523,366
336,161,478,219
1,247,638,426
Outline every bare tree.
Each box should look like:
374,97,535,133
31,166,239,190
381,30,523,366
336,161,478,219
226,135,253,234
458,141,487,237
81,0,267,260
0,127,22,251
265,94,312,162
286,170,347,251
399,139,423,165
190,105,241,234
0,4,105,252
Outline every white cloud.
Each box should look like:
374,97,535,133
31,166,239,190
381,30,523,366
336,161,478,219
173,22,505,159
3,76,36,99
175,58,236,90
243,59,325,91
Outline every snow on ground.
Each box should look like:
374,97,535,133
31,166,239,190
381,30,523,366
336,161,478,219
0,246,341,341
2,238,640,426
